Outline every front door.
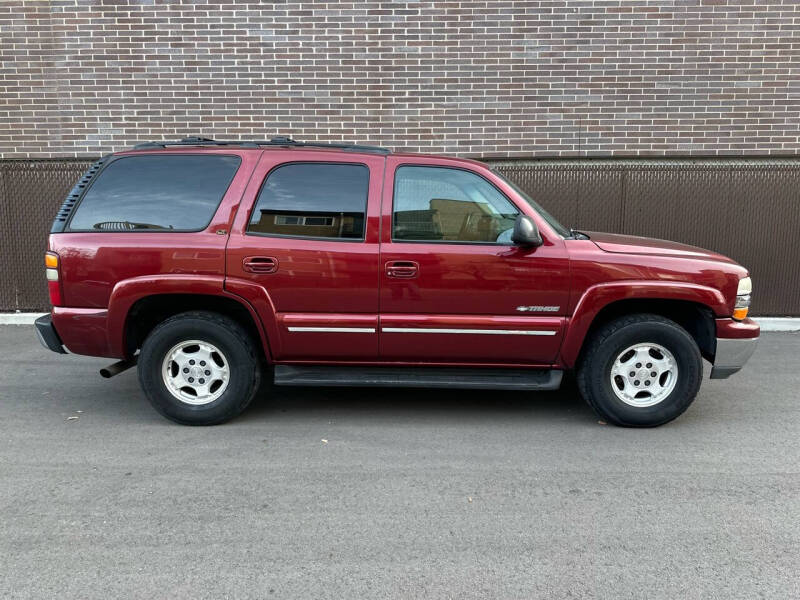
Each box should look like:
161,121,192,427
378,158,570,365
226,152,384,362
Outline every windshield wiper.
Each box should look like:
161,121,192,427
568,228,590,240
92,221,174,231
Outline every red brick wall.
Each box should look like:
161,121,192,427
2,0,799,159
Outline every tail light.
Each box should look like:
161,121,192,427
45,251,63,306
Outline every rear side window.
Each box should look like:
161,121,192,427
68,154,241,231
248,163,369,240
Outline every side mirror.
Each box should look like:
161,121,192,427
511,214,543,247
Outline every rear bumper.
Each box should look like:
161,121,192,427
710,317,760,379
34,314,66,354
50,307,117,357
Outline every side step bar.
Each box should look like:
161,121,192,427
274,366,563,391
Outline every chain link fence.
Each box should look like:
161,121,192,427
0,160,95,311
1,158,798,315
493,159,800,316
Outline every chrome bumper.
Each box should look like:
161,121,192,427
710,337,758,379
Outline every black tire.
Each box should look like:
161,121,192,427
577,313,702,427
138,311,262,425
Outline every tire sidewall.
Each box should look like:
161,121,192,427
139,316,258,425
588,321,702,426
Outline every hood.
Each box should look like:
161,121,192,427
586,231,736,263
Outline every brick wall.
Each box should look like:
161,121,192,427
2,0,799,159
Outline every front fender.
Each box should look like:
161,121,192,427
559,280,728,368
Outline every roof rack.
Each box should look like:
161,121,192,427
133,136,391,154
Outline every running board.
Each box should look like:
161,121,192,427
273,366,563,391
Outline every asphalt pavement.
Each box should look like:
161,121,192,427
1,325,798,599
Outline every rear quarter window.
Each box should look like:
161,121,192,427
247,162,369,240
67,154,241,232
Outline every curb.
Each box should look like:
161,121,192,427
1,313,798,331
1,313,47,325
754,318,800,332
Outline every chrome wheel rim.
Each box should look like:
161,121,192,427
161,340,230,406
609,343,678,407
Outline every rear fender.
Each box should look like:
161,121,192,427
560,281,728,368
223,277,283,359
107,274,272,361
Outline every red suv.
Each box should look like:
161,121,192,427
35,137,759,426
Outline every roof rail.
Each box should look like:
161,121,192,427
132,136,391,154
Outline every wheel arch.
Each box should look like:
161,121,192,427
124,293,271,362
106,275,272,362
561,282,723,368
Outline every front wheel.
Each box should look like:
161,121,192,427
577,314,703,427
138,311,262,425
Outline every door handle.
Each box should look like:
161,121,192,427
385,261,419,278
243,256,278,274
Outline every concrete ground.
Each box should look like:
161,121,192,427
0,325,798,599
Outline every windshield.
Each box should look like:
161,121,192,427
492,169,571,238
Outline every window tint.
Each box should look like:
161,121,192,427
248,163,369,240
68,155,241,231
393,166,519,243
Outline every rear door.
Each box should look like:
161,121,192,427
378,157,570,365
226,151,384,362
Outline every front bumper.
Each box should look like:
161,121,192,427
710,336,758,379
34,314,66,354
710,317,760,379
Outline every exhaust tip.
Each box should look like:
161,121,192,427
99,357,137,379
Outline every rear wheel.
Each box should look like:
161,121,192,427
138,311,262,425
577,314,703,427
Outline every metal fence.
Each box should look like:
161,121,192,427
1,158,798,315
493,159,800,316
0,160,95,311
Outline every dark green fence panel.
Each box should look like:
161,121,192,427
0,160,94,311
1,158,798,315
493,159,800,316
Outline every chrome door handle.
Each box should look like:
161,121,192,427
243,256,278,274
385,261,418,278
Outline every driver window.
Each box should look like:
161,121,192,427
392,166,519,243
